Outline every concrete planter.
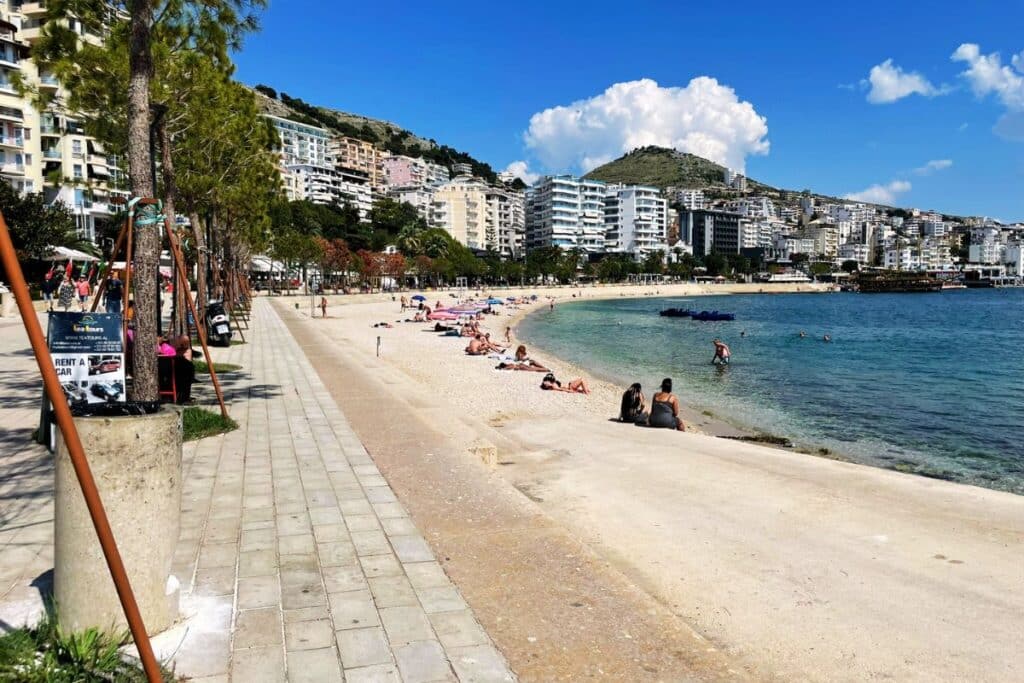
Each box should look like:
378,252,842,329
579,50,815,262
54,407,183,635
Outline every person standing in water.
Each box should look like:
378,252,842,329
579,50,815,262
712,338,731,365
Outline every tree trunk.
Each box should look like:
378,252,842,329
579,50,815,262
127,0,157,402
157,118,184,336
189,209,208,316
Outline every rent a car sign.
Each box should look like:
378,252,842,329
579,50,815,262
47,312,126,406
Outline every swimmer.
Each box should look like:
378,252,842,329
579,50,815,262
823,334,832,343
799,330,807,338
712,338,731,365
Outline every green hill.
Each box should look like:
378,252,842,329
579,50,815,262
583,146,731,189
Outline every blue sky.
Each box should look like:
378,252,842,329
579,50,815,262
233,1,1024,220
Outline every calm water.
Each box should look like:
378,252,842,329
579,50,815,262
519,289,1024,494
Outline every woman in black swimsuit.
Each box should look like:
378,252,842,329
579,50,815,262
649,378,685,431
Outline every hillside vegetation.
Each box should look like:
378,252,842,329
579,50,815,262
584,146,729,189
252,85,497,182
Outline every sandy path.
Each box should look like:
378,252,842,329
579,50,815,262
275,283,1024,681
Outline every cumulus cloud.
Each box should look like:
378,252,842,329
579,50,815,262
913,159,953,175
952,43,1024,140
523,77,769,173
502,160,540,185
865,59,943,103
844,180,912,205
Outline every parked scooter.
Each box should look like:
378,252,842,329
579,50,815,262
205,299,232,346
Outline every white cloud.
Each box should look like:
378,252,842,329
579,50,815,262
951,43,1024,140
913,159,953,175
865,59,943,103
958,122,969,131
844,179,912,205
523,77,769,173
502,160,540,185
952,43,1024,109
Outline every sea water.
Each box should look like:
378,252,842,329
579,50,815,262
518,289,1024,494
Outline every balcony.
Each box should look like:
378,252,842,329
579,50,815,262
0,135,23,149
20,1,49,17
20,25,43,43
38,73,59,88
42,148,60,159
0,162,25,175
39,123,60,135
0,107,23,123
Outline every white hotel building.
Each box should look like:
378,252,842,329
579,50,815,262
526,175,607,252
603,184,667,257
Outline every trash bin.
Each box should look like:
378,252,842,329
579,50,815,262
54,405,183,634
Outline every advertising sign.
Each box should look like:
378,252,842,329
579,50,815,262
47,312,126,407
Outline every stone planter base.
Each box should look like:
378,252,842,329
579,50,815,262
54,407,183,635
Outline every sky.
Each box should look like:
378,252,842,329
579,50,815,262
232,1,1024,221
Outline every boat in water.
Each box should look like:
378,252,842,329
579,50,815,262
855,271,943,293
691,310,736,321
659,308,694,318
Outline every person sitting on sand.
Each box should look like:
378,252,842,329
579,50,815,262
505,326,512,343
465,336,487,355
510,345,548,371
434,322,455,332
540,372,590,394
649,378,685,431
712,339,731,365
481,333,505,353
619,383,647,423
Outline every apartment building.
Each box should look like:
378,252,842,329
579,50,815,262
525,175,607,252
486,186,525,258
682,209,742,256
739,218,775,249
431,176,489,250
382,155,450,188
725,196,775,219
1,1,127,243
331,135,385,187
838,242,870,265
386,185,434,219
603,184,667,257
673,188,706,210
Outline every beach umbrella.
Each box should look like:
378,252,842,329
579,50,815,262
411,294,427,301
487,298,502,304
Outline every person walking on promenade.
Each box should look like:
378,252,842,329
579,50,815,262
57,277,76,312
103,272,124,315
320,297,328,318
75,276,91,311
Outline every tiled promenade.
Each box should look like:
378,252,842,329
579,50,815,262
0,301,514,682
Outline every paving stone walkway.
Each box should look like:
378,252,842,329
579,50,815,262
0,301,514,682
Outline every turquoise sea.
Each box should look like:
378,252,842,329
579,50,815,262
518,289,1024,494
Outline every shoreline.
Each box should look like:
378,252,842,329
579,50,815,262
275,290,1024,681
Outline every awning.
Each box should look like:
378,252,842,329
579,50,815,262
45,246,99,262
250,255,288,273
89,164,110,177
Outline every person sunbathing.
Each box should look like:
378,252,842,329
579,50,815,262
481,333,505,353
465,336,487,355
495,361,547,372
540,373,590,394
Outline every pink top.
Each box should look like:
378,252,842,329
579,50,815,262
157,342,176,357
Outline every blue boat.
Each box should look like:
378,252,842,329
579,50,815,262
691,310,735,321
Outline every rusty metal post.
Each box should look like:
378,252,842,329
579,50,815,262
157,205,228,418
0,210,162,683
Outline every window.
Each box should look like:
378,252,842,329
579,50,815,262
22,127,29,140
74,164,82,178
72,139,82,155
24,154,30,165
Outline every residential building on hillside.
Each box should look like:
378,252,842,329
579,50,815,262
726,196,775,219
838,242,870,265
386,185,434,219
525,175,607,252
739,219,774,249
682,209,741,256
330,135,385,187
1,3,128,243
431,176,489,250
798,224,839,258
603,184,667,258
266,115,332,166
383,155,449,188
771,233,816,260
674,189,706,210
452,162,473,177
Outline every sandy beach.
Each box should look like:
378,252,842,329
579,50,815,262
275,282,1024,681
